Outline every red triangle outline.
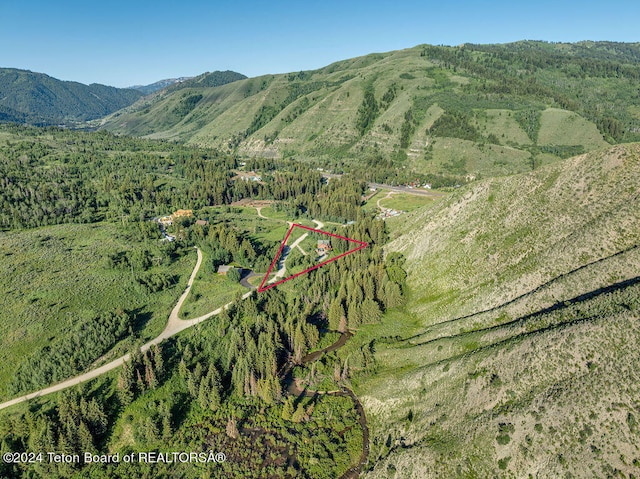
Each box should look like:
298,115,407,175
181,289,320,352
257,223,368,293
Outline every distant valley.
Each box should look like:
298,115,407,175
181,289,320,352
0,68,143,126
0,68,246,128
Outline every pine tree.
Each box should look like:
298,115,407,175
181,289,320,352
198,380,211,410
226,418,239,439
78,421,94,453
145,362,157,390
281,397,294,421
153,344,164,381
291,404,306,423
117,362,135,406
328,299,345,331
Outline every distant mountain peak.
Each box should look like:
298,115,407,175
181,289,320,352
127,77,194,95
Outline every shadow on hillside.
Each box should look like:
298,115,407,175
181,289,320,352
409,275,640,348
401,244,639,343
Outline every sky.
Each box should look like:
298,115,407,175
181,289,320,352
1,0,639,88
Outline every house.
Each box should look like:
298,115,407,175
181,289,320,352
317,240,332,255
172,209,193,219
217,265,233,275
159,215,173,226
235,171,262,182
195,219,209,226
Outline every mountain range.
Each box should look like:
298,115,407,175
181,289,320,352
0,68,144,126
128,77,194,95
4,42,640,184
99,40,640,183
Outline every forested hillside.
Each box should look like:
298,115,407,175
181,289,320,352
103,41,640,184
0,68,144,125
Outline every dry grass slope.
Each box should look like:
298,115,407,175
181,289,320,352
360,144,640,478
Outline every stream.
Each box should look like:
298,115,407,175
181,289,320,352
282,331,369,479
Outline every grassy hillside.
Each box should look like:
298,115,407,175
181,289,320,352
0,68,144,125
351,144,640,477
103,41,640,182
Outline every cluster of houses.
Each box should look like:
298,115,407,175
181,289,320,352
156,209,211,242
158,209,210,227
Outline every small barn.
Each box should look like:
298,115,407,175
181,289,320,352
217,265,233,275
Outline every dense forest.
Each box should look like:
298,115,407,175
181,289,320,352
0,125,381,230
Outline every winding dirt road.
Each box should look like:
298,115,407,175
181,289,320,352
377,190,396,210
0,247,252,412
0,216,327,411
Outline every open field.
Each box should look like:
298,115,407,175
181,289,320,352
422,137,533,178
538,108,609,149
378,192,436,212
473,108,532,145
0,222,194,400
178,267,245,319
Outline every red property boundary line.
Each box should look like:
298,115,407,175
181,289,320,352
257,223,368,293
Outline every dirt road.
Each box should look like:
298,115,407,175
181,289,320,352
256,207,268,219
0,247,252,411
377,190,396,210
0,218,328,411
268,220,325,284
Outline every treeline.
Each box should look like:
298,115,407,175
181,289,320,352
284,175,367,223
0,390,109,477
195,222,268,272
428,111,483,142
0,126,243,229
420,43,640,142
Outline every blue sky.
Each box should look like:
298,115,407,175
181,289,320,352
1,0,638,87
